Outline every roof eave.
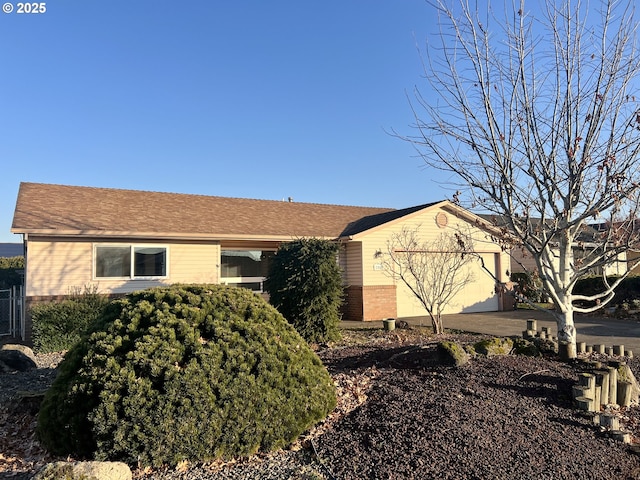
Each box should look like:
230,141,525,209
10,228,335,242
346,201,448,239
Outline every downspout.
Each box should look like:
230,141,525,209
21,233,27,341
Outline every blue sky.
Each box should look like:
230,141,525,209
0,1,448,243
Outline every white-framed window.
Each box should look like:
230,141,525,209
220,249,275,292
94,244,168,279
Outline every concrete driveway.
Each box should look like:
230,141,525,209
341,309,640,355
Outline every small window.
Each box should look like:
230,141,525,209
95,245,167,279
95,246,131,278
220,249,275,292
134,247,166,277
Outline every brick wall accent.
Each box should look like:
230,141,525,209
342,285,397,321
342,286,364,321
362,285,397,321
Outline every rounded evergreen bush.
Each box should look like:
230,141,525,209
37,284,336,467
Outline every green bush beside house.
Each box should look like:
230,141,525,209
0,256,24,289
265,238,343,344
30,287,110,353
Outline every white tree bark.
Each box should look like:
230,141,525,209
399,0,640,358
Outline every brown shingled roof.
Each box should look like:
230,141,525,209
11,183,402,240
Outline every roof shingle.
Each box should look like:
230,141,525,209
11,183,402,240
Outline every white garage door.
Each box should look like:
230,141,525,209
396,252,499,318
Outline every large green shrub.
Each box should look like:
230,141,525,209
37,284,336,467
30,286,110,353
573,275,640,307
0,256,24,289
265,238,343,343
511,271,545,303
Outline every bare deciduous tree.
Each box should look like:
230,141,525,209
402,0,640,358
383,227,475,334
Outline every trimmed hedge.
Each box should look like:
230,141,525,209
573,275,640,306
30,287,110,353
0,256,23,289
37,284,336,467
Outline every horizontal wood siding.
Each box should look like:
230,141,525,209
358,206,503,287
353,206,508,317
170,243,219,284
26,240,93,297
26,239,219,297
342,242,364,286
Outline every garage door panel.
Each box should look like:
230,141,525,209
396,253,498,317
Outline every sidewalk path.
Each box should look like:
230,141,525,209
341,309,640,354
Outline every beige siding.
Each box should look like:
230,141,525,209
356,206,505,287
26,240,94,297
341,242,364,286
26,239,219,297
600,251,627,276
170,243,219,284
352,205,508,317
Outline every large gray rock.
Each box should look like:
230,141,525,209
34,461,132,480
0,344,37,372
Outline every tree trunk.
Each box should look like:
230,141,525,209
431,312,444,335
556,303,577,360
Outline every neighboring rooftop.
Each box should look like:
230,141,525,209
0,243,22,257
11,182,424,240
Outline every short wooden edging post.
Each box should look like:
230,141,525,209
600,413,620,431
594,370,610,407
526,319,537,332
607,366,618,406
573,385,592,400
594,344,605,354
574,396,595,412
593,385,602,411
579,373,596,395
577,342,587,354
613,345,625,357
611,430,632,444
618,381,633,407
383,318,396,331
574,373,598,412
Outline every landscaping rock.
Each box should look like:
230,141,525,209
473,337,513,356
0,344,37,372
34,461,132,480
436,341,469,366
533,337,559,355
618,363,640,404
512,338,541,357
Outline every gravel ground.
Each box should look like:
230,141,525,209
3,331,640,479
